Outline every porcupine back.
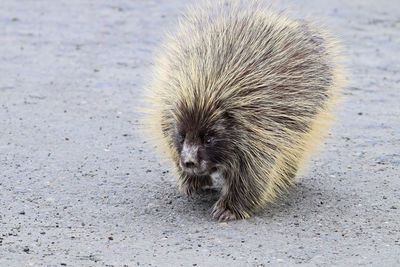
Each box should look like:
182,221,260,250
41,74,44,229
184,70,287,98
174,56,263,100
144,0,344,210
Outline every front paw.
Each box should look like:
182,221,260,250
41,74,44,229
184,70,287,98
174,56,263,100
179,176,213,196
211,203,237,222
180,182,199,196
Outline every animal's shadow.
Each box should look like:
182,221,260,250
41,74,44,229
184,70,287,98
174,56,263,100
162,179,338,222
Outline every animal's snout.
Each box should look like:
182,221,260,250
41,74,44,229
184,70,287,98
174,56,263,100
184,160,197,169
181,149,199,169
180,141,200,171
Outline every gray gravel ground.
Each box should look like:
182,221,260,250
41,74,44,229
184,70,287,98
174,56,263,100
1,0,399,266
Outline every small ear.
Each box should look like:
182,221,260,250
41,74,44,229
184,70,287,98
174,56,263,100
177,131,186,144
223,111,235,123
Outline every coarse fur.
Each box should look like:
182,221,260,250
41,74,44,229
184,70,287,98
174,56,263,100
143,0,345,221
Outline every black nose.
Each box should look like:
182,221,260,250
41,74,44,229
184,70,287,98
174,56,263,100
184,161,196,169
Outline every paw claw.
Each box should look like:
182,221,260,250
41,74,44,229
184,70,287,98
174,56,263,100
212,205,237,221
181,183,196,196
180,176,213,196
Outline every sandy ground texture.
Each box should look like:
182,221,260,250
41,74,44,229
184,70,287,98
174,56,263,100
1,0,399,266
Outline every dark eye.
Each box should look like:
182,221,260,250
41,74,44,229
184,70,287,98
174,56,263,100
178,132,185,144
205,136,214,145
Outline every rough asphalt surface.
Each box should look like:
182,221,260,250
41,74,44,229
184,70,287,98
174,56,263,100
1,0,399,266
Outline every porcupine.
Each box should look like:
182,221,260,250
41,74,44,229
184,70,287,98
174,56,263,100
143,0,344,221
